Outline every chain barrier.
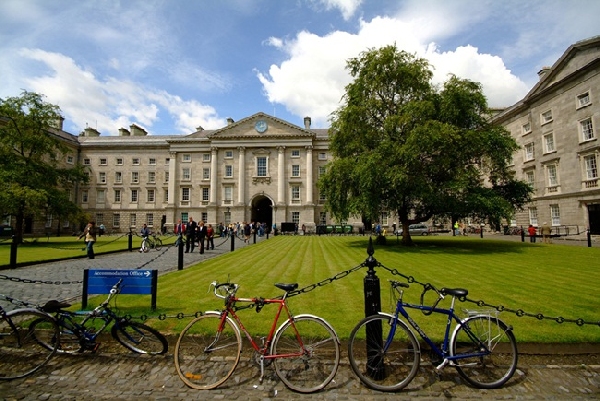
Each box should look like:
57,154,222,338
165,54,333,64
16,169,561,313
377,263,600,328
286,263,366,297
0,273,83,285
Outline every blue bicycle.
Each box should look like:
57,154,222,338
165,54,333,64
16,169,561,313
348,280,517,391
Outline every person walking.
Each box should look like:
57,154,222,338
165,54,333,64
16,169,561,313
243,222,252,243
527,224,537,243
79,221,97,259
206,224,215,250
541,222,552,244
197,220,206,254
185,217,197,253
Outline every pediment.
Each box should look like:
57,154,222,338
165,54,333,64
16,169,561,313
207,113,315,140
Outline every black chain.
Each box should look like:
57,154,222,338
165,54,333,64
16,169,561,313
0,273,83,285
286,263,366,297
378,263,600,328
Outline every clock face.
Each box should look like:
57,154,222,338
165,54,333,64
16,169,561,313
255,120,268,133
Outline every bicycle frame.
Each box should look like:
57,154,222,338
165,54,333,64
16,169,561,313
388,294,492,365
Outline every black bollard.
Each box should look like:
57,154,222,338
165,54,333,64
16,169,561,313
10,235,17,269
480,224,484,239
128,230,133,251
588,229,592,248
521,226,525,242
363,237,384,379
230,231,235,252
178,235,184,270
253,227,257,244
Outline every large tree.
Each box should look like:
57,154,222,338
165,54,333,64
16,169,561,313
319,45,531,244
0,91,89,242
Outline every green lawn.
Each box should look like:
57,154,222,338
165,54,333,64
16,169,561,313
4,234,599,343
108,235,599,343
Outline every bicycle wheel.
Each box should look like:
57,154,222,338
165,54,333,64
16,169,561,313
451,315,518,389
0,309,59,380
154,238,162,251
30,315,84,354
174,313,242,390
141,239,149,253
271,315,340,393
347,314,420,392
111,321,167,354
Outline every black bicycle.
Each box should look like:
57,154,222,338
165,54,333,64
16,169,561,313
31,280,167,355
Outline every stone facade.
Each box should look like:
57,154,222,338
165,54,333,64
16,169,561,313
492,36,600,234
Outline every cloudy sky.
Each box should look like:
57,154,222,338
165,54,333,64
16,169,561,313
1,0,599,136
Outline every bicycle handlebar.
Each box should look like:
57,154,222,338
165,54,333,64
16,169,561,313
209,281,239,299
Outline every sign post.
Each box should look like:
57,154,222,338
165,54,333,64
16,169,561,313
83,269,158,310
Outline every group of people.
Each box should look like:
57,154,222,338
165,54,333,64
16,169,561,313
528,222,553,243
173,217,216,254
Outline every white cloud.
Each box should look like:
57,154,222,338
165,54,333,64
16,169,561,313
317,0,363,20
16,48,226,135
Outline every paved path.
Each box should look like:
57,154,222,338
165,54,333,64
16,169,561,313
1,233,599,400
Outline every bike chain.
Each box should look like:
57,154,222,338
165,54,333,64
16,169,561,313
378,263,600,328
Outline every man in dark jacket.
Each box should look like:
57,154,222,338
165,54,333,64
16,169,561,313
196,220,206,254
185,217,197,253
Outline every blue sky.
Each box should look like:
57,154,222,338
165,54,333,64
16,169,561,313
1,0,599,136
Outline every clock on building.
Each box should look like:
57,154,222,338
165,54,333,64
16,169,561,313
254,120,268,133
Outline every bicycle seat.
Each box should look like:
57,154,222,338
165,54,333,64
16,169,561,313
274,283,298,292
440,288,468,297
41,299,72,312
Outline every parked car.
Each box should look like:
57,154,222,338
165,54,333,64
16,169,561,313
396,223,430,236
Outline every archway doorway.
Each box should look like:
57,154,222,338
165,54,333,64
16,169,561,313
251,195,273,228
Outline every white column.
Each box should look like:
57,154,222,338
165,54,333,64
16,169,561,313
305,145,313,204
167,151,177,226
210,147,218,205
237,146,245,206
277,146,285,204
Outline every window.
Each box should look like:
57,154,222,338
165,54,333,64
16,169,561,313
66,155,74,164
540,110,553,125
224,187,232,202
99,172,106,184
319,191,327,203
525,170,535,186
528,207,538,226
584,154,598,188
580,118,594,141
148,171,156,183
225,150,233,159
543,132,555,153
131,172,139,184
524,142,535,161
147,189,155,202
96,190,105,204
522,122,531,135
114,189,121,203
164,189,169,202
224,211,231,225
132,158,140,165
318,152,327,160
45,214,53,228
225,165,233,178
131,189,138,202
291,165,300,177
146,213,154,227
203,153,211,162
99,158,107,165
82,190,88,203
63,219,70,228
83,158,90,165
547,164,559,187
202,187,209,202
149,158,156,165
577,91,590,108
95,213,104,225
381,211,389,226
291,186,300,201
182,168,191,181
256,157,267,177
318,165,326,178
182,188,190,201
165,172,169,182
291,212,300,224
113,214,120,228
201,212,208,222
319,212,327,225
203,168,210,180
115,172,122,184
116,158,123,165
130,213,137,227
182,154,191,162
291,150,300,158
550,204,560,226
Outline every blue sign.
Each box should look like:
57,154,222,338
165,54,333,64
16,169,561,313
83,269,158,310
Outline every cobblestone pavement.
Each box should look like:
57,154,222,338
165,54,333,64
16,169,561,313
1,233,599,400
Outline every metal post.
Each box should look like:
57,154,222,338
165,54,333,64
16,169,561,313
178,235,184,270
480,224,484,239
364,237,383,379
521,226,525,242
588,229,592,248
10,235,18,269
253,226,257,244
230,230,235,252
128,229,133,251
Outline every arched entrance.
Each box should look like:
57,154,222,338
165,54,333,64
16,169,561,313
251,195,273,227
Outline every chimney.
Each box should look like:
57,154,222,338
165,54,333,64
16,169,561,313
196,126,204,131
118,128,130,136
227,117,235,125
82,127,101,137
304,116,311,129
130,124,148,136
537,66,551,79
51,116,65,130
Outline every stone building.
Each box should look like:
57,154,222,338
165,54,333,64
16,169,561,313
492,36,600,234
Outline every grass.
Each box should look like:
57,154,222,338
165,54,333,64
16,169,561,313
99,235,599,344
4,234,600,343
